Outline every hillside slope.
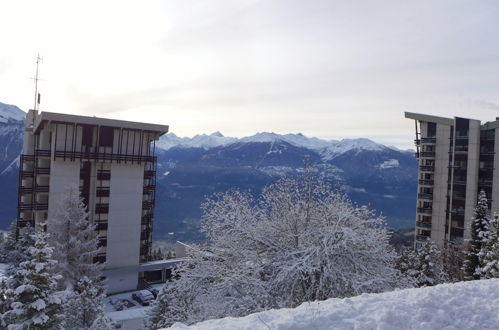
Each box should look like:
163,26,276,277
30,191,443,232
169,279,499,330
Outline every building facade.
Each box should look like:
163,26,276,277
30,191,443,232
405,112,499,248
17,110,168,293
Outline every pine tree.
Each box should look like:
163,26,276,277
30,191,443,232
463,190,490,280
5,224,35,286
64,276,111,329
3,230,63,329
477,214,499,278
49,186,103,290
396,239,447,287
0,220,18,263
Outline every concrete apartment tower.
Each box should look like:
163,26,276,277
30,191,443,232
17,110,168,293
405,112,499,248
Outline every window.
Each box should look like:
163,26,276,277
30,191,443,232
99,126,114,147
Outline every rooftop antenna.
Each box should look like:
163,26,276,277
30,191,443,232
32,54,43,110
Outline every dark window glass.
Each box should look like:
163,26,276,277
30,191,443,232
82,125,93,147
99,126,114,147
427,122,436,137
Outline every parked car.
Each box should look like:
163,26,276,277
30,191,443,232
148,287,159,299
132,290,155,306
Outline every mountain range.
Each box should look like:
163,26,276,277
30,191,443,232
0,102,417,242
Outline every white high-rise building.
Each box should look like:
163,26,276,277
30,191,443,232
405,112,499,248
18,110,168,293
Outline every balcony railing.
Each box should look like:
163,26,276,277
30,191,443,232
420,151,436,158
419,179,434,186
416,221,432,229
35,167,50,175
421,138,436,144
95,221,108,231
19,202,48,211
417,207,432,215
54,150,156,163
95,203,109,214
478,180,493,187
419,165,434,172
35,149,51,157
143,200,154,210
417,193,433,200
416,234,430,241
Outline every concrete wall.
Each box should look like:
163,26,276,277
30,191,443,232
491,128,499,214
464,120,481,240
47,160,80,220
106,163,144,293
431,124,451,247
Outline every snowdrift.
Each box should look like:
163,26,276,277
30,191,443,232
168,279,499,330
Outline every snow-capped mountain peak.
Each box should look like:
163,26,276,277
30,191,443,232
0,102,25,123
157,132,389,159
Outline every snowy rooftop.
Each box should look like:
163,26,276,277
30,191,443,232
168,279,499,330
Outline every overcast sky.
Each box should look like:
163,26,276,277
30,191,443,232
1,0,499,148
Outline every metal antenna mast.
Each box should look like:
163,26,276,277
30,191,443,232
33,54,43,110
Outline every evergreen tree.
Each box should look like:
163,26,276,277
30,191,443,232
0,220,18,263
477,214,499,278
89,314,114,330
0,279,8,328
396,239,447,287
64,276,111,329
5,224,35,285
3,230,63,329
49,186,103,290
463,190,490,280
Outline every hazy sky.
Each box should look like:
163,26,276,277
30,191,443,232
1,0,499,148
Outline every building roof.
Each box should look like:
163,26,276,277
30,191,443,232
404,112,454,125
31,110,169,136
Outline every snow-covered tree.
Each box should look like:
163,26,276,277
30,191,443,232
3,230,63,329
149,173,409,327
477,214,499,278
464,191,491,280
441,242,465,282
5,224,35,286
63,276,111,329
397,239,447,287
49,186,103,290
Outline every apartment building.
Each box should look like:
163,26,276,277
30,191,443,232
17,110,168,293
405,112,499,248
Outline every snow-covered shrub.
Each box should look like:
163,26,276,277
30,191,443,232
147,173,408,328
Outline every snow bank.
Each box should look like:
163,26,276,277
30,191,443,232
168,279,499,330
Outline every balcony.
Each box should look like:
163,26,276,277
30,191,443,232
417,207,432,215
19,202,48,211
416,221,432,229
95,203,109,214
417,193,433,200
478,179,493,187
416,234,431,241
419,179,434,186
35,167,50,175
421,137,436,144
97,172,111,181
452,179,467,186
96,188,110,197
34,149,51,157
143,200,154,210
414,139,421,145
143,184,156,194
95,221,108,231
21,155,35,162
420,151,436,158
93,254,106,264
419,165,434,172
454,135,469,140
144,170,155,180
54,150,156,163
142,213,153,225
20,170,34,178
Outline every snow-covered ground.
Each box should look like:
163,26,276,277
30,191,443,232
168,279,499,330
